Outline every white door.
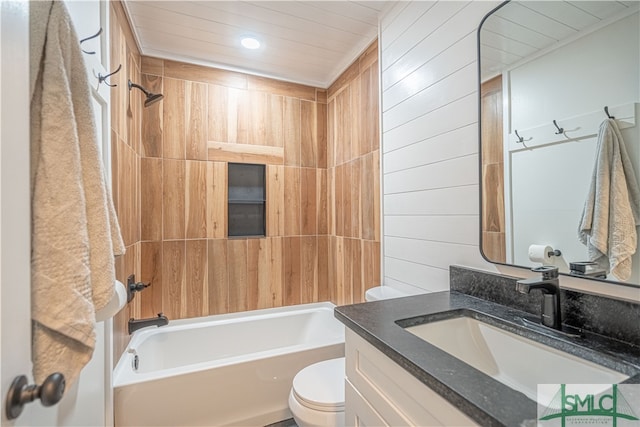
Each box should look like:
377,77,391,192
0,1,56,425
63,2,115,425
1,1,114,424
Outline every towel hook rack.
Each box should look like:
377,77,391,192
552,120,564,135
514,130,524,143
80,27,102,55
604,106,615,119
97,64,122,88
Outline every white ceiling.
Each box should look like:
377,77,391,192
123,1,389,88
480,1,639,80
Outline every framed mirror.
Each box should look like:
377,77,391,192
478,0,640,287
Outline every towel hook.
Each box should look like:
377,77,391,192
604,106,615,119
552,119,564,135
97,64,122,87
514,130,524,143
79,28,102,55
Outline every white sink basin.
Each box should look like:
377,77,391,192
404,316,629,401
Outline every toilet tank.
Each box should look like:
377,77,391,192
365,286,413,301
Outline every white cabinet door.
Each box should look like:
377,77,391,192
345,329,478,427
345,380,389,427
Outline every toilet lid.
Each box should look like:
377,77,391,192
292,357,345,411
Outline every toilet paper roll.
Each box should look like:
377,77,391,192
528,245,553,264
96,280,128,322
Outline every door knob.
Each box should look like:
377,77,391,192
5,372,65,420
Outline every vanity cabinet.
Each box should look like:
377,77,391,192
344,329,477,427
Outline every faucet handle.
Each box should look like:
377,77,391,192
532,265,559,280
126,274,151,302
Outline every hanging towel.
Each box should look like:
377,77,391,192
578,118,640,281
30,1,125,386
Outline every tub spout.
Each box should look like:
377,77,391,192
128,313,169,335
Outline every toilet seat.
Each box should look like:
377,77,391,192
291,357,345,412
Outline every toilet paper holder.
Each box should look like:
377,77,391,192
127,274,150,303
548,249,562,257
528,245,562,264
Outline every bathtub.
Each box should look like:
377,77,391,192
113,302,344,426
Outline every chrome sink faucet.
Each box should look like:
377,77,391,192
128,313,169,335
516,266,562,330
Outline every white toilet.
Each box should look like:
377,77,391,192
288,286,420,427
288,357,345,427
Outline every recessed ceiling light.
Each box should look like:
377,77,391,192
241,37,261,50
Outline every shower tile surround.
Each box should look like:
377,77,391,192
110,1,144,363
450,265,640,345
110,2,380,358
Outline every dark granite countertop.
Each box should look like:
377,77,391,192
334,291,640,427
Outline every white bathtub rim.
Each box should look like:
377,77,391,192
122,301,340,353
129,302,337,342
113,301,343,388
163,301,337,328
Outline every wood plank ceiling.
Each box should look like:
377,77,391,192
123,1,388,88
480,0,639,81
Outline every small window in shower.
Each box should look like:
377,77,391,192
227,163,266,237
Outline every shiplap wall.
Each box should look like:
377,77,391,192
380,1,500,293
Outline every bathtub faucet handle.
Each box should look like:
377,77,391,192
131,282,150,292
126,274,150,303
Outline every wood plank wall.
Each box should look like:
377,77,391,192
110,1,143,363
481,75,506,263
131,56,332,322
327,40,381,306
110,0,380,358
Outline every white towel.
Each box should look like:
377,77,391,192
578,119,640,281
30,1,125,386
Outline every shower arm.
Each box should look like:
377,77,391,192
128,80,152,97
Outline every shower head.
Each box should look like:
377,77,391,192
128,79,164,107
144,92,164,107
128,79,164,108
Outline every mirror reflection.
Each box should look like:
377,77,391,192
479,1,640,286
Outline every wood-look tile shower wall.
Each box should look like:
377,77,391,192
133,55,332,321
110,1,143,361
110,0,380,357
327,41,381,306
